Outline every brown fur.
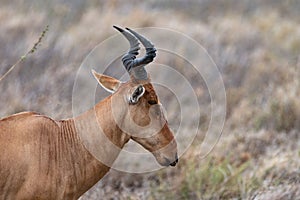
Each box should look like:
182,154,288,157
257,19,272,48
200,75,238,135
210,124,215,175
0,76,177,199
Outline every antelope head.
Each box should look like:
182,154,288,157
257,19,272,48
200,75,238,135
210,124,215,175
92,26,178,167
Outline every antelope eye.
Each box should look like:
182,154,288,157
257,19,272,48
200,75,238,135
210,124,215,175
148,100,157,105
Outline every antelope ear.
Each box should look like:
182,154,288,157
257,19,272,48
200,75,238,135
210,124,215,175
129,85,145,104
92,70,121,93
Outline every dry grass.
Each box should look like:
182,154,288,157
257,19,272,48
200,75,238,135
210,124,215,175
1,1,299,199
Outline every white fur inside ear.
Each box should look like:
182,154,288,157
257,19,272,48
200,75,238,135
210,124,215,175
99,82,116,93
129,85,145,104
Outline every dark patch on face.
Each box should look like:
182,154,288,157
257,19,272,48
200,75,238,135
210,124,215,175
143,83,158,104
148,100,157,105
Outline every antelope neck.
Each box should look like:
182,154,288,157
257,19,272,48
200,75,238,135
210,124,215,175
74,95,130,167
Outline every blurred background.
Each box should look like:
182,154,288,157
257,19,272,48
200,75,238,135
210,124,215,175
0,0,299,199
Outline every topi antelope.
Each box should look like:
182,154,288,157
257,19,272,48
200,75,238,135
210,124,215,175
0,26,178,199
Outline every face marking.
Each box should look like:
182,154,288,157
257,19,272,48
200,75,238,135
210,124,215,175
143,83,159,105
148,100,158,105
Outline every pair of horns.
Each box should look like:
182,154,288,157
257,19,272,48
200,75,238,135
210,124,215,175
113,26,156,80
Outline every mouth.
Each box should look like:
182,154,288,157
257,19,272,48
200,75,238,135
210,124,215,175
161,153,178,167
169,160,178,167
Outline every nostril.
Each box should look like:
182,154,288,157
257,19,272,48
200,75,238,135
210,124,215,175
169,160,177,167
163,154,179,167
169,154,178,167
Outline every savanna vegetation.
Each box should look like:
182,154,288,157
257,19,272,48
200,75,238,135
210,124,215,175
0,0,299,199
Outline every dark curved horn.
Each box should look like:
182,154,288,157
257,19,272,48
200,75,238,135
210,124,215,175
125,27,156,67
113,25,156,80
113,26,139,72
